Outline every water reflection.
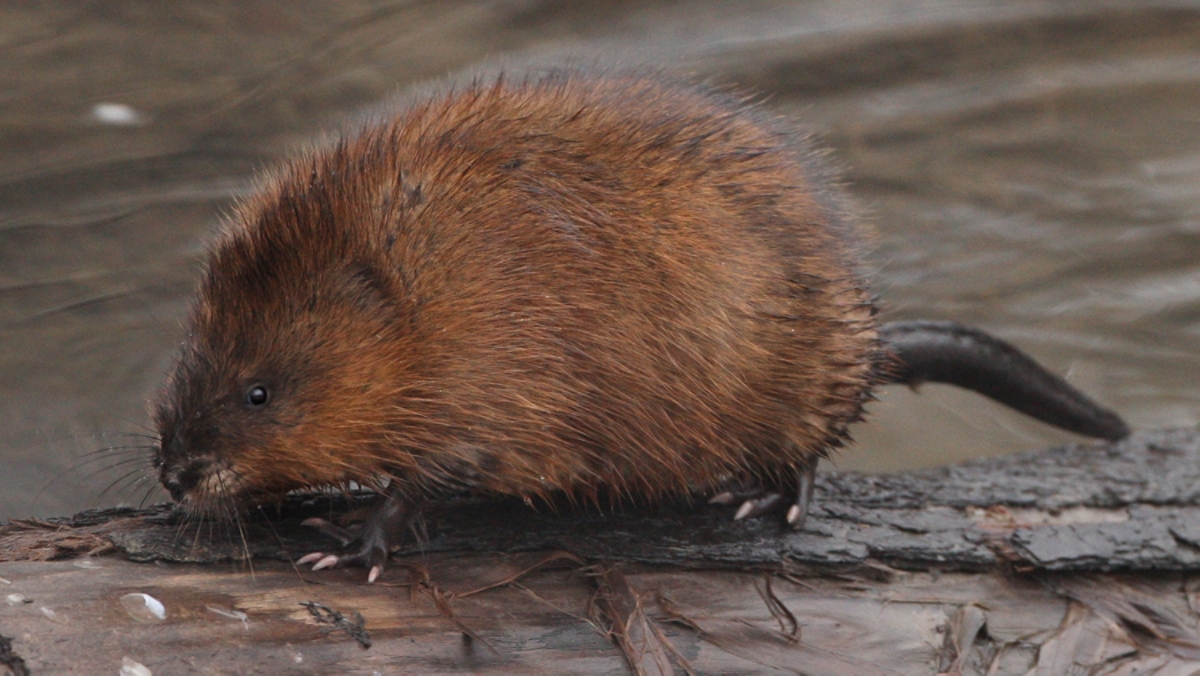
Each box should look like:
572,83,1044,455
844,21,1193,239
2,1,1197,518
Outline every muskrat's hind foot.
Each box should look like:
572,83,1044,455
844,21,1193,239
712,456,819,530
732,493,785,520
297,490,414,584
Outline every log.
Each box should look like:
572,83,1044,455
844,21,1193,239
1,428,1199,674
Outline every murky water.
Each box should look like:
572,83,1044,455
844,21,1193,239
2,1,1198,519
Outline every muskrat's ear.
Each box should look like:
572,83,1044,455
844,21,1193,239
340,260,394,312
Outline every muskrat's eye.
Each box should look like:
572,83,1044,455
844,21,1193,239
245,385,270,408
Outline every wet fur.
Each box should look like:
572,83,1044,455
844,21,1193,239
154,68,879,515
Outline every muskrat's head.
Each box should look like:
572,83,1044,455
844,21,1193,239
153,164,422,514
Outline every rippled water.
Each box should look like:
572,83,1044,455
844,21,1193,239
2,1,1198,519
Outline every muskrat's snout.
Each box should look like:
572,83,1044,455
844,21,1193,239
156,426,221,504
156,433,200,502
158,458,211,503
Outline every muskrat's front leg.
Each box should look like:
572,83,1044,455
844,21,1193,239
297,489,415,583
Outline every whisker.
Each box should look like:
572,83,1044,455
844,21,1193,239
223,471,312,584
98,456,154,472
190,509,207,552
231,506,253,577
76,444,156,460
106,414,157,435
216,471,253,574
91,437,156,445
93,468,152,506
114,432,159,441
77,453,153,473
107,474,154,508
144,305,174,340
173,507,196,549
35,444,154,500
66,431,160,444
253,500,309,585
137,483,166,509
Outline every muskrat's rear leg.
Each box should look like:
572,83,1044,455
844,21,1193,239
712,320,1129,530
297,489,415,583
709,454,819,530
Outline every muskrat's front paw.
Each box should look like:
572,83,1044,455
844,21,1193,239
299,514,396,583
297,492,412,583
296,546,388,583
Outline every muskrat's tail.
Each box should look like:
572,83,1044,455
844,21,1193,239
877,320,1130,441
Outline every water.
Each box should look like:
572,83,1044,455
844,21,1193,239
2,0,1198,519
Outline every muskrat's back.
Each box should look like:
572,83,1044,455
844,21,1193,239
157,69,876,511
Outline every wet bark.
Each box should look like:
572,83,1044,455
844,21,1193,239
3,428,1200,674
7,427,1200,575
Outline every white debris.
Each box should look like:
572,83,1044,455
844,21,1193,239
40,606,66,623
119,593,167,623
120,657,152,676
206,604,249,629
92,102,144,126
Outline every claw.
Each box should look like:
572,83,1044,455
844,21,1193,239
301,517,358,546
733,493,784,520
311,554,340,571
733,501,753,520
709,491,737,505
296,552,325,566
787,459,817,530
782,463,820,530
785,504,803,525
711,486,771,506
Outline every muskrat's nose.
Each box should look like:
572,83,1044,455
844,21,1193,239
160,471,188,502
159,455,210,503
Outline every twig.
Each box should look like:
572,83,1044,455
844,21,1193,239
298,601,372,649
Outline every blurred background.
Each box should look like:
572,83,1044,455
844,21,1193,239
2,0,1199,520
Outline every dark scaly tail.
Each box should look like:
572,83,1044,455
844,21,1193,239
877,320,1130,441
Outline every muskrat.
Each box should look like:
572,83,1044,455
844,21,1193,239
152,67,1128,582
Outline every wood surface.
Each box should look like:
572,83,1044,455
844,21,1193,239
2,427,1199,674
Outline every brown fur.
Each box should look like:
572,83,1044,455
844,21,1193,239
153,68,878,513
